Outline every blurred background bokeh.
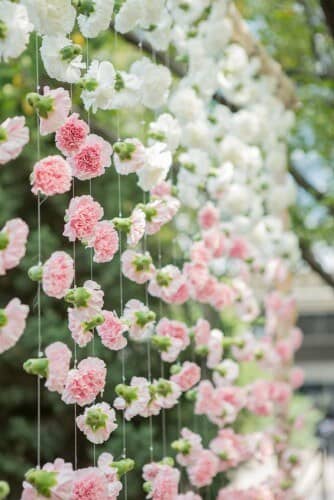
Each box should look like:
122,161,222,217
1,1,334,498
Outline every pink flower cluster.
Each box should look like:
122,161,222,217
0,218,29,275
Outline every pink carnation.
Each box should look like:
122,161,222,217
174,428,203,467
97,310,127,351
193,318,211,347
62,357,107,407
143,198,180,235
171,362,201,391
127,207,146,247
198,202,219,229
63,195,103,242
177,494,201,500
113,138,147,175
45,341,72,394
187,449,218,488
210,429,249,472
0,116,29,165
42,251,74,299
121,249,155,284
39,86,71,136
68,308,96,347
150,465,180,500
151,181,173,198
76,402,117,444
148,265,189,305
70,134,112,181
0,298,29,354
21,458,73,500
229,236,249,260
122,299,155,341
156,318,189,363
207,329,224,369
114,376,151,420
31,155,72,196
290,367,304,389
247,380,273,416
71,468,109,500
0,218,29,276
55,113,89,156
86,221,119,263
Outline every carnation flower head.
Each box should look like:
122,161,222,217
71,467,109,500
0,116,29,165
80,60,116,113
62,357,107,406
86,221,119,263
130,57,172,110
21,457,73,500
45,341,72,394
187,449,219,488
170,362,201,392
148,265,189,304
0,218,29,276
122,299,155,341
22,0,76,35
70,134,113,181
114,376,151,420
0,298,29,354
113,138,147,175
56,113,89,156
0,2,32,62
121,249,155,284
96,310,127,351
40,35,86,84
42,251,74,299
27,86,71,136
76,402,117,444
31,155,72,196
63,195,103,242
77,0,115,38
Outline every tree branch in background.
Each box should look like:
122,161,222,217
320,0,334,39
300,240,334,288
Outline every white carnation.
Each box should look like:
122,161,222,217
78,0,114,38
81,60,116,113
22,0,76,35
112,71,141,109
0,1,33,62
169,87,205,123
40,36,85,83
137,143,172,191
115,0,141,33
130,57,171,110
149,114,181,152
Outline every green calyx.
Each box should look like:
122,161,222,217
85,407,108,431
134,310,155,327
0,127,7,143
64,287,91,308
133,254,152,272
221,337,242,349
185,389,197,402
114,0,126,14
78,77,98,92
113,141,136,161
156,271,172,288
72,0,95,15
23,358,49,378
170,363,181,375
0,310,8,328
0,231,9,250
171,439,191,455
154,379,172,397
111,458,135,478
214,364,227,377
115,72,125,91
115,384,138,404
60,44,82,62
25,469,57,498
0,20,8,40
26,93,54,119
112,217,131,234
160,456,174,467
219,451,229,461
195,345,209,357
148,131,165,142
137,204,158,222
143,481,152,494
28,264,43,282
182,162,196,173
151,335,171,353
83,314,105,332
0,481,10,499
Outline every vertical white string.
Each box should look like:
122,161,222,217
34,33,42,470
114,26,128,500
68,81,78,471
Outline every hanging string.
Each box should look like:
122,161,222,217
35,33,42,470
113,26,128,500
